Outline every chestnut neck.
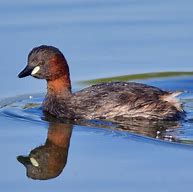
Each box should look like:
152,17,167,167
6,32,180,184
47,75,72,97
46,123,72,148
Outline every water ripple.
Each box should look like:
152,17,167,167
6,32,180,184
0,91,193,145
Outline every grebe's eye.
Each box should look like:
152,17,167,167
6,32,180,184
39,60,45,66
31,66,40,75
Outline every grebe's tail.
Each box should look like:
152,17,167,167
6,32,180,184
161,91,183,112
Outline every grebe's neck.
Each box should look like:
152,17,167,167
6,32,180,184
47,75,72,97
46,123,72,148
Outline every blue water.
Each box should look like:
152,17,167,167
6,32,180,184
1,0,193,98
1,0,193,191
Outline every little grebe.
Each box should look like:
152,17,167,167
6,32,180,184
18,45,184,121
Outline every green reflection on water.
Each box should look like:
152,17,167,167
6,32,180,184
80,71,193,85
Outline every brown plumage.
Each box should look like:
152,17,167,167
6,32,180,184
18,45,184,121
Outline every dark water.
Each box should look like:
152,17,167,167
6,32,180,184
1,0,193,191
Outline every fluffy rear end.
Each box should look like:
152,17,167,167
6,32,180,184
160,91,183,112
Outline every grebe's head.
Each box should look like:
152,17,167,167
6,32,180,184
18,45,69,81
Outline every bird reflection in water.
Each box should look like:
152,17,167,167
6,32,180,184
17,114,181,180
76,118,181,141
17,122,72,180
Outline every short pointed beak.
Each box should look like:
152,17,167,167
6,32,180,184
17,156,31,166
18,65,33,78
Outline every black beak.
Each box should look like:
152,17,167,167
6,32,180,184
17,156,31,166
18,65,34,78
